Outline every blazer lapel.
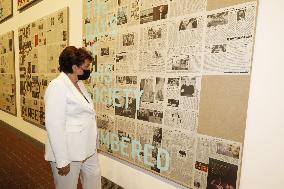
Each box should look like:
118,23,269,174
78,81,94,110
59,72,94,111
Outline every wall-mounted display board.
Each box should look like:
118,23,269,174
0,31,16,115
17,0,37,10
19,7,68,128
83,0,258,188
0,0,12,22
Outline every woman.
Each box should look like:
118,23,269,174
44,46,101,189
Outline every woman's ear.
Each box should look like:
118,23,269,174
71,64,79,74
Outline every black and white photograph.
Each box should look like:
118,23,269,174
151,127,163,173
237,9,246,21
153,5,168,21
149,110,163,124
148,27,162,39
207,11,228,27
115,96,136,119
167,99,179,107
216,143,240,159
137,108,150,121
140,8,154,24
167,77,179,87
171,55,190,70
155,77,165,101
211,44,227,53
140,78,154,103
123,33,134,46
180,77,195,97
179,18,198,31
117,6,128,25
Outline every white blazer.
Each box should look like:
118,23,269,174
44,72,97,168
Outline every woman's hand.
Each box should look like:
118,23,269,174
57,164,70,176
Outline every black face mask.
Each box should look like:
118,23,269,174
78,70,91,80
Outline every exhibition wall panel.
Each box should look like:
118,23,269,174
0,0,12,22
0,31,16,115
18,7,68,128
17,0,37,10
82,0,258,188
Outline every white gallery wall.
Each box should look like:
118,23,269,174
0,0,283,188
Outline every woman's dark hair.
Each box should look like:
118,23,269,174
58,46,84,73
77,48,94,62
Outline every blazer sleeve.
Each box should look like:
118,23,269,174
44,80,70,168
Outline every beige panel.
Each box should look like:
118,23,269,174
198,75,251,142
207,0,256,11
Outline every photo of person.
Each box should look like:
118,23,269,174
155,77,165,101
117,6,128,25
180,77,195,97
140,78,154,103
207,158,238,189
237,9,246,21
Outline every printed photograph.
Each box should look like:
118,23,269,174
137,108,150,121
207,158,238,189
211,44,227,53
149,110,163,124
115,96,136,119
179,18,198,31
216,143,240,159
140,8,153,24
167,77,179,87
148,27,162,40
171,55,190,70
123,33,134,46
180,77,195,97
140,78,154,103
207,12,228,27
155,77,165,101
237,9,246,21
153,5,168,21
167,99,179,107
117,6,128,25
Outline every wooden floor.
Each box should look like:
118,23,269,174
0,120,123,189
